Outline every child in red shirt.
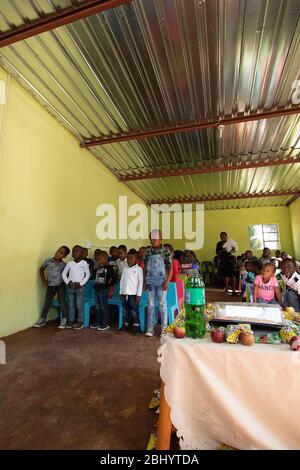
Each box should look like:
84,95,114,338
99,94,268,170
164,244,181,282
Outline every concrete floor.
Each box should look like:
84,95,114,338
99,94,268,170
0,288,237,450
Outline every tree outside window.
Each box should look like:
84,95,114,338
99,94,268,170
248,224,280,251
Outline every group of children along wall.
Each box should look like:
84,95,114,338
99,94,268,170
33,229,300,337
34,229,178,337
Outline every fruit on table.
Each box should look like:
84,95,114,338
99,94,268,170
211,329,225,343
240,331,255,346
290,336,300,351
173,326,186,339
285,306,295,315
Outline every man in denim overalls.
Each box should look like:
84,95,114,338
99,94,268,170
144,229,173,337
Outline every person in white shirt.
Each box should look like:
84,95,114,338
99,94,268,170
119,251,143,334
281,259,300,312
116,245,128,279
62,245,90,329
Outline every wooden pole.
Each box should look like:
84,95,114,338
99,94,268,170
157,382,172,450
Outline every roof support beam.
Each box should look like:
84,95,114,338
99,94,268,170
81,106,300,147
117,155,300,181
286,194,299,206
0,0,132,48
148,190,300,206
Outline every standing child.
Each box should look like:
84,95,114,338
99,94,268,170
93,249,101,275
62,245,90,329
91,252,116,331
119,251,143,334
281,259,300,312
108,246,119,273
144,229,173,337
34,246,70,328
253,262,282,305
164,244,181,282
82,247,95,279
116,245,128,278
138,246,147,270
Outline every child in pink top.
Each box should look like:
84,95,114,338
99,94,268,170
253,262,282,305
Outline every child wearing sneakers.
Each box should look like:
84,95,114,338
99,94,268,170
90,251,116,331
62,245,90,329
34,245,70,329
144,229,172,337
119,251,143,334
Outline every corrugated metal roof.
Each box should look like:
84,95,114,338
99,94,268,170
156,195,294,211
0,1,87,34
85,114,300,175
125,164,300,202
0,0,299,207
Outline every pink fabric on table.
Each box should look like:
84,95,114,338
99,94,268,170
254,275,279,302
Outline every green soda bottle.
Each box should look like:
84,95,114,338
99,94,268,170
185,266,206,339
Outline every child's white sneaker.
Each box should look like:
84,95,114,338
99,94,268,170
145,330,153,337
33,318,46,328
97,325,110,331
58,318,67,329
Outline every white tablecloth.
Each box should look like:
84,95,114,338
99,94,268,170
158,334,300,450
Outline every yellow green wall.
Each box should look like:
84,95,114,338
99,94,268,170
0,70,147,338
167,206,294,262
0,69,298,338
290,197,300,260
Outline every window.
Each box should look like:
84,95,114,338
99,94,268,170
248,224,280,251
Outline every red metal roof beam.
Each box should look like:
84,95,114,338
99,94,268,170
148,190,300,206
0,0,133,48
81,106,300,148
117,155,300,181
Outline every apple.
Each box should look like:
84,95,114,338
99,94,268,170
173,326,186,339
290,336,300,351
240,332,255,346
211,329,225,343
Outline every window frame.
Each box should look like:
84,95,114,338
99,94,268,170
248,224,281,251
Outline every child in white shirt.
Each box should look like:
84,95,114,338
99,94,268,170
119,251,143,334
62,245,90,329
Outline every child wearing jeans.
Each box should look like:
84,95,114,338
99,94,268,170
281,259,300,312
34,245,70,329
90,252,116,331
253,262,282,305
62,245,90,330
119,251,143,334
144,229,172,337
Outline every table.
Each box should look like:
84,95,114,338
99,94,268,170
157,334,300,450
